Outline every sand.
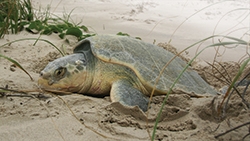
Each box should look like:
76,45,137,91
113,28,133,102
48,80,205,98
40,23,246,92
0,0,249,140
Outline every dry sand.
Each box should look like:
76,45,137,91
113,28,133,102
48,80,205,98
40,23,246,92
0,0,250,141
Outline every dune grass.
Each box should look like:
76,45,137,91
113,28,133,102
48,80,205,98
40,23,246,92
0,0,93,40
0,0,33,38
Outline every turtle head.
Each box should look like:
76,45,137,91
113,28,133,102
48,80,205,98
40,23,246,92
38,53,91,93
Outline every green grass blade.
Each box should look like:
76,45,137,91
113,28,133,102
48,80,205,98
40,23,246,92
0,54,33,81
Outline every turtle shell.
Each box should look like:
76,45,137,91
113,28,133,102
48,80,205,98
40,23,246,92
74,35,216,95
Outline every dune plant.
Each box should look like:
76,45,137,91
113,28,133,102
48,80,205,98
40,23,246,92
0,0,33,38
0,0,93,40
25,10,92,41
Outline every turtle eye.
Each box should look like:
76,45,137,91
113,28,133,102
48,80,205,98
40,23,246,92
54,67,66,78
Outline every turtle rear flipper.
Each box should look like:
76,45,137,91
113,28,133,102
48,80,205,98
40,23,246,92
110,80,149,112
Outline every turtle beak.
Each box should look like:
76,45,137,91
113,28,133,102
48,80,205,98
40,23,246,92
40,71,55,85
38,71,54,86
40,71,50,79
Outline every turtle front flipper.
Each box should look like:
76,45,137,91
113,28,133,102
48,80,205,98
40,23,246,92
110,80,149,112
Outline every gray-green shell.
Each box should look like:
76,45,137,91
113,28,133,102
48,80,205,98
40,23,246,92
74,35,216,95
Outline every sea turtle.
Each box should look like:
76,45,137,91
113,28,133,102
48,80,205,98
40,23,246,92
38,34,217,112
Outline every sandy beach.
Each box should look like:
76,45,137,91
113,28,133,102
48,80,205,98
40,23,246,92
0,0,249,140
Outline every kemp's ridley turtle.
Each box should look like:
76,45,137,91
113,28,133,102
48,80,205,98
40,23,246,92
38,35,216,111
